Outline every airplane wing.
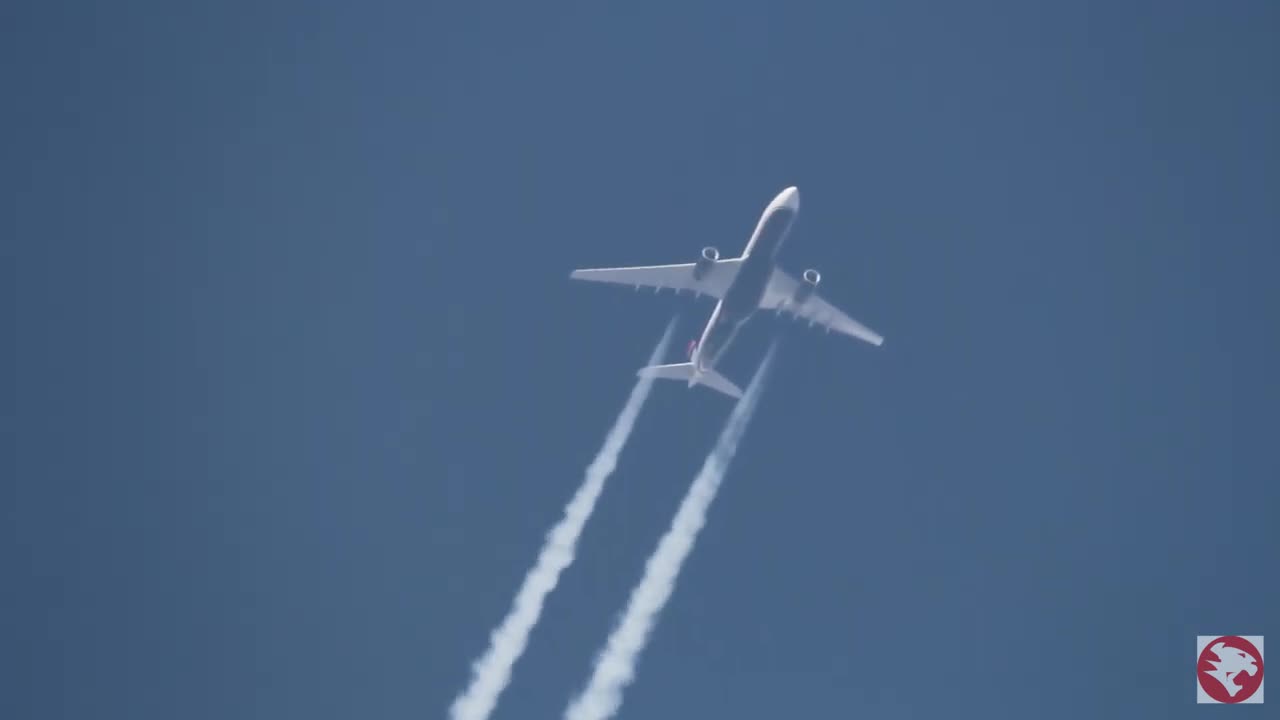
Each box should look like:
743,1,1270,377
759,268,885,346
569,258,744,298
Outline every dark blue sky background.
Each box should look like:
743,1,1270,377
9,1,1278,718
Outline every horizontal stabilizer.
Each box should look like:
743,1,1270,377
636,362,744,400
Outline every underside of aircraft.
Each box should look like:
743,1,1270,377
570,186,883,398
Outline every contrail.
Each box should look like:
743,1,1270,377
448,318,677,720
564,343,777,720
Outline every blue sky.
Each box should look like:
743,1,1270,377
9,1,1278,718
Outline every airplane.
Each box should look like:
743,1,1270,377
569,186,884,399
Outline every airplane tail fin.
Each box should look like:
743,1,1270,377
636,362,744,400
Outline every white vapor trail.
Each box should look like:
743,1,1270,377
449,319,677,720
564,343,777,720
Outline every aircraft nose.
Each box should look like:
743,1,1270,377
779,186,800,210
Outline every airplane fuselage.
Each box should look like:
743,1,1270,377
691,187,800,376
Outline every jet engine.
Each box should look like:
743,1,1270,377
792,268,821,304
692,246,720,280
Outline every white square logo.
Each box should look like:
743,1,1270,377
1198,635,1264,704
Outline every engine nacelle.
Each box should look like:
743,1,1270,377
693,246,720,280
792,268,821,304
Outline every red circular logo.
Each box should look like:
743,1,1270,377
1198,636,1264,703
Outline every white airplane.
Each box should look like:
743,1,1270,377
570,186,884,399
